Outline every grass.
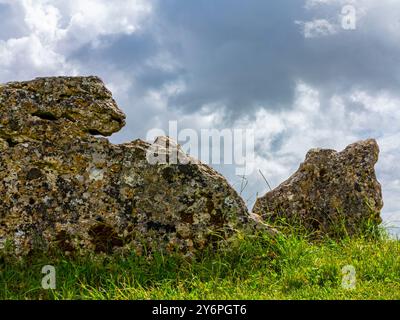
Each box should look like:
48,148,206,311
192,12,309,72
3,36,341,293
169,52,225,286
1,230,399,300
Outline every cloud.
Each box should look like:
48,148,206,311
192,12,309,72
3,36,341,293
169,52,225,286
0,34,74,80
0,0,153,82
132,0,400,121
296,19,338,38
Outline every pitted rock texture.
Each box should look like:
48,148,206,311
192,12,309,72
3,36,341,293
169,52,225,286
0,76,258,256
253,139,383,237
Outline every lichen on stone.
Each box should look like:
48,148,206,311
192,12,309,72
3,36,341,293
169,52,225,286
0,76,265,257
253,139,383,237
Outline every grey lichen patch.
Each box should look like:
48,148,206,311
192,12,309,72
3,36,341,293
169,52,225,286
253,139,383,238
0,76,266,257
89,167,104,181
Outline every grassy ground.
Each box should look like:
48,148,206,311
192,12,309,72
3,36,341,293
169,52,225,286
1,231,399,300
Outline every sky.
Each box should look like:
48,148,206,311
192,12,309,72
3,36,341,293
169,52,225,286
0,0,399,234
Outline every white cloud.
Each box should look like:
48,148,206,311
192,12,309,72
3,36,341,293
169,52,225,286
0,35,76,81
296,19,338,38
0,0,153,82
54,0,152,52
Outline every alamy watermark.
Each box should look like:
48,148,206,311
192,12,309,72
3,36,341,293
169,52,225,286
41,265,56,290
145,121,255,176
341,265,356,290
341,5,357,30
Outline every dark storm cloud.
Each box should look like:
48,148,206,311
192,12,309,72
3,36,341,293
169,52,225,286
149,0,400,117
64,0,400,121
154,0,306,115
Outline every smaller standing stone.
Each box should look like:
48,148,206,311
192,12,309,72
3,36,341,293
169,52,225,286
253,139,383,237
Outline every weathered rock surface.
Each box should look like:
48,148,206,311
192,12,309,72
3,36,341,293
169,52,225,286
253,140,383,237
0,76,260,257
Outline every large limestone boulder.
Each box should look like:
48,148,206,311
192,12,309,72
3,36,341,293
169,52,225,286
253,140,383,237
0,76,260,256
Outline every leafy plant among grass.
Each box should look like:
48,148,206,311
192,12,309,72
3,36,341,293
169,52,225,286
1,229,399,300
